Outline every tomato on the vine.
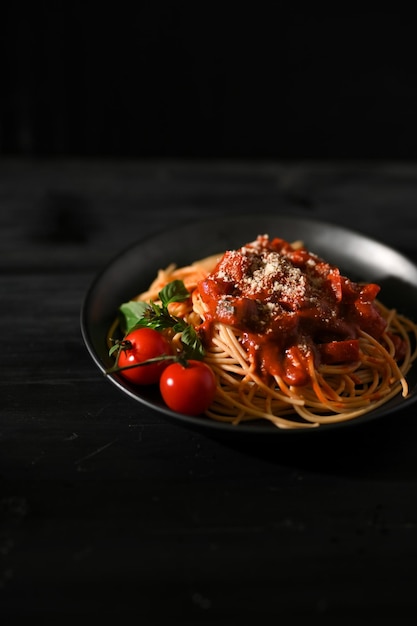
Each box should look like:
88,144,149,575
159,360,216,415
116,327,172,385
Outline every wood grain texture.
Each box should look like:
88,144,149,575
2,158,417,621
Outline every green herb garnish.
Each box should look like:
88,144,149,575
117,279,205,360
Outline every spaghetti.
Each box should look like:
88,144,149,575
128,234,417,429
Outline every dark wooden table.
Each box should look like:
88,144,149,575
2,157,417,622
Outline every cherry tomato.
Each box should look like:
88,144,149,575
159,360,217,415
117,328,171,385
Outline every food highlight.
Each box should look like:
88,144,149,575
106,234,417,428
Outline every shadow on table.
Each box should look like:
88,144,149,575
196,406,417,482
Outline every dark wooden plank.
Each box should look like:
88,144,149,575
2,159,417,274
2,158,417,620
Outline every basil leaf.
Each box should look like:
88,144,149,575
180,325,205,360
159,280,190,307
119,300,151,333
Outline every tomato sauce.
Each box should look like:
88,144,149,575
196,235,396,386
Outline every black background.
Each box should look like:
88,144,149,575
2,7,417,160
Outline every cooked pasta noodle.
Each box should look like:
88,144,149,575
128,234,417,429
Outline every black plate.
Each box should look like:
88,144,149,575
80,215,417,435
